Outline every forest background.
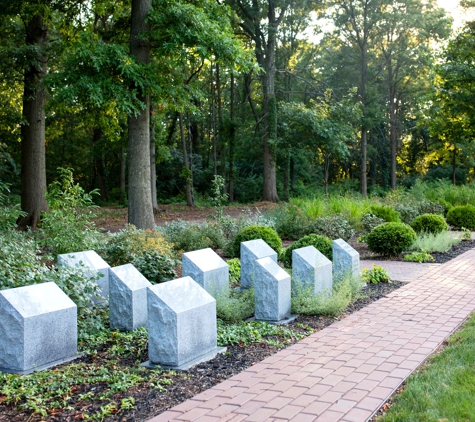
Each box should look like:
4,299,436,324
1,0,475,230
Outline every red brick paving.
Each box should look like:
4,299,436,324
149,249,475,422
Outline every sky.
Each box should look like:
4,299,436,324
438,0,473,29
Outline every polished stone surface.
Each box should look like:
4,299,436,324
0,282,77,374
109,264,151,331
254,257,291,322
333,239,360,281
241,239,277,289
292,246,333,295
182,248,229,297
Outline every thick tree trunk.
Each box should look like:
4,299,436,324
360,43,368,198
179,113,194,207
120,142,126,205
17,15,49,230
360,128,367,197
150,106,158,210
229,73,235,202
128,0,155,229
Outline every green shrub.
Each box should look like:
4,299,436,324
418,200,447,216
409,231,461,253
369,204,400,222
312,215,355,241
132,250,177,284
403,252,435,263
361,212,385,233
446,205,475,230
226,225,282,258
366,222,416,256
0,182,26,230
227,258,241,286
269,204,312,240
411,214,448,234
393,203,419,225
361,264,390,284
216,288,254,323
281,234,332,267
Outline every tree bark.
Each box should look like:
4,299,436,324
229,72,235,202
92,128,108,201
150,106,158,210
179,112,194,207
120,142,126,205
128,0,155,229
17,15,49,230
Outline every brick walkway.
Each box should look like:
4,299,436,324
150,249,475,422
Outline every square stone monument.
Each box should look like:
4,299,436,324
241,239,277,289
58,250,110,303
182,248,229,296
142,276,225,370
292,246,332,295
0,282,78,374
254,257,291,323
333,239,360,281
109,264,152,331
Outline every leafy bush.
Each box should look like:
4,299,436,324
312,215,355,241
132,251,177,284
269,204,312,240
409,231,461,253
393,203,419,225
216,288,254,323
0,182,26,230
366,222,416,256
102,225,175,266
281,234,332,267
227,258,241,286
362,264,390,284
418,200,447,216
226,225,282,258
369,204,400,222
404,252,435,263
446,205,475,230
461,227,472,240
411,214,448,234
361,212,385,233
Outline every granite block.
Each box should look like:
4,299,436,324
146,276,220,369
292,246,332,294
333,239,360,281
109,264,151,331
58,250,110,303
0,282,78,374
254,257,291,322
241,239,277,289
182,248,229,296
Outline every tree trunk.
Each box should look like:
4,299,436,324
229,72,235,202
388,56,397,190
17,15,49,230
179,113,194,207
120,142,126,205
150,106,158,210
92,128,108,201
360,42,368,198
452,148,457,186
128,0,155,229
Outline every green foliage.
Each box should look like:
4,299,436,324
282,234,332,268
312,215,355,241
417,200,447,216
369,204,400,223
361,264,390,284
403,252,435,263
361,212,386,233
366,222,417,256
291,272,364,316
227,258,241,286
446,205,475,230
411,213,448,234
393,203,419,225
409,231,461,253
227,225,282,258
132,250,177,284
268,204,312,240
461,227,472,240
0,182,25,230
216,288,254,323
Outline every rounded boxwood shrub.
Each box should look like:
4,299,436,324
369,204,400,223
411,213,448,234
446,205,475,230
282,234,332,267
366,222,416,256
226,225,282,258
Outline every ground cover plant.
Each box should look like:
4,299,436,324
409,231,461,253
377,312,475,422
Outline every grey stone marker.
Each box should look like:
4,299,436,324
292,246,332,295
333,239,360,281
241,239,277,289
182,248,229,297
0,282,78,374
142,276,226,370
58,250,110,303
254,257,291,323
109,264,151,331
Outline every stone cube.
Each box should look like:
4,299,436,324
182,248,229,296
241,239,277,289
58,250,110,303
144,276,224,370
109,264,152,331
292,246,332,295
333,239,360,281
254,257,291,322
0,282,78,374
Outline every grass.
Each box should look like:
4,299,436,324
409,231,461,253
378,312,475,422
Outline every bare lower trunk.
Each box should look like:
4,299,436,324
92,128,108,201
150,107,158,210
128,0,154,229
120,143,126,205
360,128,367,198
179,113,194,207
17,15,49,230
229,72,235,202
452,148,457,186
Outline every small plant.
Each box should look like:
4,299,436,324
446,205,475,230
411,213,448,234
393,203,419,225
369,204,400,223
216,288,254,323
409,231,461,253
209,175,228,221
361,212,385,233
226,225,282,258
312,215,355,241
460,227,472,240
0,182,26,230
417,200,447,216
268,204,312,240
281,234,332,267
227,258,241,286
132,250,177,284
404,252,435,263
361,264,390,284
366,222,417,256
